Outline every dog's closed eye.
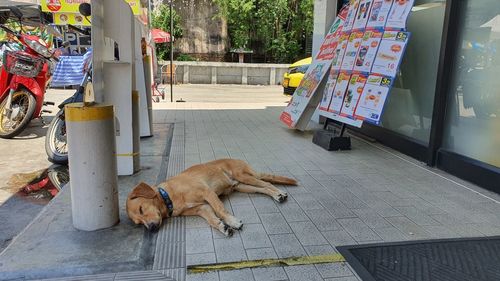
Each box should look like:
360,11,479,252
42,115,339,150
139,206,143,215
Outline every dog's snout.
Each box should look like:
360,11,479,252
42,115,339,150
146,222,159,232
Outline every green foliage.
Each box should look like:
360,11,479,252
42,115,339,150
176,53,196,61
152,4,183,61
213,0,314,63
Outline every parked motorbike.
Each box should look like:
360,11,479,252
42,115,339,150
45,5,92,164
0,7,64,138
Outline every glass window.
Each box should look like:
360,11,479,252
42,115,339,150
442,0,500,168
378,0,447,144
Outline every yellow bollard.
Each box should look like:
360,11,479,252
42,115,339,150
65,103,119,231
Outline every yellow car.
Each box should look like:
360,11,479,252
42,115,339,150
282,57,312,95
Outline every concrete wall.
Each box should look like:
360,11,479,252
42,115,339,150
158,61,289,85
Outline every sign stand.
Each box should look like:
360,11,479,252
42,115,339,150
312,118,351,151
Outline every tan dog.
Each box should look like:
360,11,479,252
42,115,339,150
126,159,297,236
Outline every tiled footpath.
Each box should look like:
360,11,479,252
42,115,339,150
153,90,500,281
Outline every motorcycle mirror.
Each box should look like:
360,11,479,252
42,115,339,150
79,3,91,17
46,24,63,38
9,7,22,20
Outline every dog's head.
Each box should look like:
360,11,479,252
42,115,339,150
126,182,164,232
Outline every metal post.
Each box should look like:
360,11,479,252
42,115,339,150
170,0,174,102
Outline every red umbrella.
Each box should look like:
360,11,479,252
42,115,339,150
151,28,171,43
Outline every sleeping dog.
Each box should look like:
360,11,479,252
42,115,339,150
126,159,297,236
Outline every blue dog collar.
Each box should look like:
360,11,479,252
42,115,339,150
158,187,174,217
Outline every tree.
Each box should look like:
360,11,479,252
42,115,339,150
213,0,314,63
151,4,183,61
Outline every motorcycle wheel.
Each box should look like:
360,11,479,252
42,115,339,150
0,90,36,139
45,110,68,164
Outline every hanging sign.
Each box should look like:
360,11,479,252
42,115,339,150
353,29,383,73
371,30,410,77
340,73,367,118
366,0,394,29
354,74,393,123
42,0,142,23
385,0,414,29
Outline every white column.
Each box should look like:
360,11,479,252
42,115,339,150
66,104,119,231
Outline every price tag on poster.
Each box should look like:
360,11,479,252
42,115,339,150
386,0,414,30
354,74,393,123
319,71,339,111
341,30,364,71
366,0,394,29
353,29,383,73
343,0,360,33
340,73,367,117
331,33,349,71
371,30,410,77
327,71,351,114
352,0,374,30
280,7,349,128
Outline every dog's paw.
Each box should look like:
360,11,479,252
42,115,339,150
222,222,234,237
274,192,288,203
226,216,243,230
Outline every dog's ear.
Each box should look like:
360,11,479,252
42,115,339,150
129,182,157,200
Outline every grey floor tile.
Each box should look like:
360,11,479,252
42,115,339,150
373,227,409,242
394,206,440,226
305,209,343,232
304,244,339,256
219,269,254,281
422,225,461,239
284,265,323,281
186,272,219,281
251,195,280,214
293,194,324,210
324,276,361,281
187,252,216,266
289,221,328,246
260,213,292,234
229,193,253,206
315,262,353,279
186,228,214,254
233,204,261,224
246,247,278,260
352,208,392,229
385,216,431,239
213,236,247,263
241,223,272,249
278,203,310,222
269,234,307,258
322,230,357,246
337,218,381,242
252,267,288,281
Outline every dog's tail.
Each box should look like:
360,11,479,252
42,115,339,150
259,173,298,186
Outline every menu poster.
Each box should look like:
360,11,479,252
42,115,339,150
328,71,351,113
353,29,383,73
340,74,367,117
319,72,339,111
352,0,374,30
386,0,414,30
280,7,349,128
354,74,393,123
343,0,360,33
331,33,349,71
340,31,364,71
366,0,394,29
371,30,410,77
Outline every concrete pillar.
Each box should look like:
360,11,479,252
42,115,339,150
211,66,217,84
312,0,338,57
132,91,140,173
183,65,189,83
242,67,248,85
66,103,119,231
270,68,276,85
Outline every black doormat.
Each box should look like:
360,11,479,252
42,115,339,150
337,236,500,281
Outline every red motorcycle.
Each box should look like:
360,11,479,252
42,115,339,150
0,8,61,138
